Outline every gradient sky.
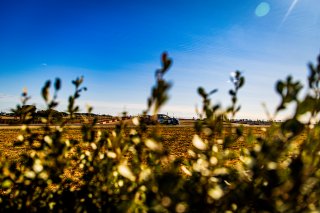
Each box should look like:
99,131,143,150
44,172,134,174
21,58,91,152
0,0,319,119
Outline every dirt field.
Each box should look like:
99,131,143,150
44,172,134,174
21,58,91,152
0,124,274,162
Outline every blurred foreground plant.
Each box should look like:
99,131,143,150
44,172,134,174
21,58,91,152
0,53,319,212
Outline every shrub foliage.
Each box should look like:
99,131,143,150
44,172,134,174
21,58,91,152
0,53,320,212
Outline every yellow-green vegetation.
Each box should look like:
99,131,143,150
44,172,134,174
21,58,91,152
1,125,285,162
0,53,319,212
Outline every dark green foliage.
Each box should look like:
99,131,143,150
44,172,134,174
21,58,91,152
147,52,172,115
0,53,320,212
227,71,245,117
275,76,303,112
11,104,37,123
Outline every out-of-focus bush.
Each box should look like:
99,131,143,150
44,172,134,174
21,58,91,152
0,53,319,212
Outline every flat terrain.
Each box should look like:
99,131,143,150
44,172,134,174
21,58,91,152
0,123,272,162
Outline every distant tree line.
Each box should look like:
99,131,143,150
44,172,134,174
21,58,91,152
229,119,282,125
0,105,113,124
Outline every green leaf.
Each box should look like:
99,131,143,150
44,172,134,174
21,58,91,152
281,118,304,136
223,136,233,149
42,80,51,102
54,78,61,91
238,77,245,88
296,96,315,115
229,90,235,96
197,87,206,98
2,179,12,188
236,126,243,136
276,81,284,95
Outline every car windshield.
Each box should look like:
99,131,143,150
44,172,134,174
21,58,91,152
158,114,170,119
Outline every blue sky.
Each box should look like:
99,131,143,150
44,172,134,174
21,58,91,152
0,0,319,119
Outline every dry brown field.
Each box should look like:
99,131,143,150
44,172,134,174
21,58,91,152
0,123,307,193
0,124,296,163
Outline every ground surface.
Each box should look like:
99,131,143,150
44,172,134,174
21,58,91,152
0,121,272,162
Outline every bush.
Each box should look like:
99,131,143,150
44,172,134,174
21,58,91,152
0,53,319,212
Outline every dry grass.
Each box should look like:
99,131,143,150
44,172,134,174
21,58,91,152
0,129,27,160
0,125,296,162
0,124,307,193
